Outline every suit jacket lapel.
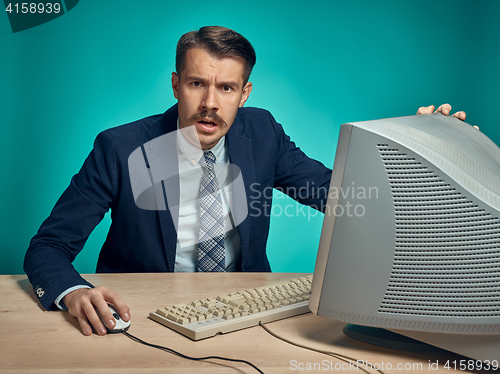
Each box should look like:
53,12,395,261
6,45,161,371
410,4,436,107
227,117,255,270
146,106,180,272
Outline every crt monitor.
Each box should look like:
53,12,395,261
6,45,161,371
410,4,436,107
309,113,500,363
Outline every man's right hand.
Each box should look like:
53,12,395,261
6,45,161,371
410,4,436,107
62,287,130,336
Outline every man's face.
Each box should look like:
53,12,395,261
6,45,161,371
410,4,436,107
172,47,252,149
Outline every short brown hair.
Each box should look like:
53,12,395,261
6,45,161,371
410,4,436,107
176,26,256,85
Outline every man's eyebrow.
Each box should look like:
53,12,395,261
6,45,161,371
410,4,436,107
185,75,206,82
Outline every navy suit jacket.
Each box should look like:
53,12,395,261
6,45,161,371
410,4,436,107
24,105,332,310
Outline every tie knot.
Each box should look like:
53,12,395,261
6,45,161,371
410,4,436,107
201,151,216,168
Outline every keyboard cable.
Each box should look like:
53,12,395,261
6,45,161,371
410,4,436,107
259,321,385,374
122,330,264,374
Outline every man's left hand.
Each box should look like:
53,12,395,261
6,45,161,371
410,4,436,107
416,104,466,121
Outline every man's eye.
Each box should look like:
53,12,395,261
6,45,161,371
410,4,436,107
222,86,232,92
191,81,201,87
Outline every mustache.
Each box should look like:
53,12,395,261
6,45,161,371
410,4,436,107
190,110,227,127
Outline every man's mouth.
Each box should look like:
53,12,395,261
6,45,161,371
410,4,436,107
190,111,227,133
197,119,218,127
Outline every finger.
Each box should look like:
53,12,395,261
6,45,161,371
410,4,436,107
473,125,480,130
97,286,131,322
76,314,93,336
435,104,452,115
416,105,435,115
452,111,466,121
106,294,131,322
83,302,107,336
94,298,116,330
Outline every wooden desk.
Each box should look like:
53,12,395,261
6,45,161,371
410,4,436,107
0,273,485,373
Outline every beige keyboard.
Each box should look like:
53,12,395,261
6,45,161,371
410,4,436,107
149,275,312,340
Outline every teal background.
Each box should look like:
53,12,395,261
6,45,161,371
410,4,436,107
1,0,499,275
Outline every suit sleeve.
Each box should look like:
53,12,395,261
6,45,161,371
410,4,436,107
24,131,118,310
269,112,332,212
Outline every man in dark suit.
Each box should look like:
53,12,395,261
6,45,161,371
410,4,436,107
24,26,466,336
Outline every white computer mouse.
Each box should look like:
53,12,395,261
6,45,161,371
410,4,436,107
97,304,131,333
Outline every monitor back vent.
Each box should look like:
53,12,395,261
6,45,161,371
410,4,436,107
376,144,500,318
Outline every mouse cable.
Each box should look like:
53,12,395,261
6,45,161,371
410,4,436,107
259,322,385,374
122,330,264,374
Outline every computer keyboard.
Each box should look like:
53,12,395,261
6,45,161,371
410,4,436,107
149,275,312,340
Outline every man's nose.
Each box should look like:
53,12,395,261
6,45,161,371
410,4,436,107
201,86,219,111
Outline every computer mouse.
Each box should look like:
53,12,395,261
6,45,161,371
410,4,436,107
97,304,131,334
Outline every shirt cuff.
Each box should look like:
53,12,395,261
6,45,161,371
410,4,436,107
54,285,92,310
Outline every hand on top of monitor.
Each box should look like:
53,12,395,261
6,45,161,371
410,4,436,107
416,104,479,130
416,103,466,121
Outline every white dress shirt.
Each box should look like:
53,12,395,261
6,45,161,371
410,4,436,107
174,120,242,272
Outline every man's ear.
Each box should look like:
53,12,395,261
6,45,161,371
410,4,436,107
239,82,253,108
172,72,179,100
